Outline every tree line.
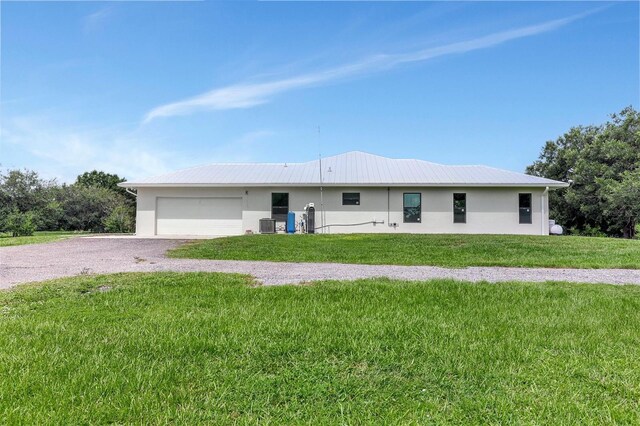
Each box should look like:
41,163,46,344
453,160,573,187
527,106,639,238
0,170,135,236
1,106,637,238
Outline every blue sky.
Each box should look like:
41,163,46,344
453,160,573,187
1,1,638,182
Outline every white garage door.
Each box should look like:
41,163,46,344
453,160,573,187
156,197,243,236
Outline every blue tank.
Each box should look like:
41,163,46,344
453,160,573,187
286,211,296,233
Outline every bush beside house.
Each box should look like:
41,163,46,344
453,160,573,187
527,107,639,238
0,169,135,236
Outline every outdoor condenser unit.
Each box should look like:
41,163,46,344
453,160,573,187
259,218,276,234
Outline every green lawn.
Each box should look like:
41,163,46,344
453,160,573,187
1,272,639,424
169,233,640,269
0,231,90,247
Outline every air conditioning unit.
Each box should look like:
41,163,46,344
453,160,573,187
259,218,276,234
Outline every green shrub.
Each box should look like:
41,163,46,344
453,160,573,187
580,225,608,238
35,200,64,231
103,204,134,233
0,168,137,234
5,210,36,237
568,224,608,238
58,185,120,232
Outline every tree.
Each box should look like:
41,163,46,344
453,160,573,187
103,204,135,233
526,126,599,232
37,199,65,231
75,170,125,192
72,171,136,233
600,169,640,239
5,210,36,237
57,185,125,232
75,170,134,204
0,169,58,232
589,107,640,237
527,107,640,238
0,168,136,235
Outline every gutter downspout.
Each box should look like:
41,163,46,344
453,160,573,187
541,186,549,235
319,154,324,234
387,187,391,227
125,188,137,197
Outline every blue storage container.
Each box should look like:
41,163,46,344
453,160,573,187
286,212,296,233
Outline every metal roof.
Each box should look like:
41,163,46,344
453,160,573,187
120,151,568,188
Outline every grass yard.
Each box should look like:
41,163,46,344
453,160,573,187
169,233,640,269
1,272,639,423
0,231,90,247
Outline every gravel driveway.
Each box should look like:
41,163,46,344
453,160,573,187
1,237,640,289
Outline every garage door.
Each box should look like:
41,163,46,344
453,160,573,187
156,197,243,236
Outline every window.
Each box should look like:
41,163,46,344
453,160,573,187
271,193,289,222
453,193,466,223
342,192,360,205
519,193,532,224
403,193,421,223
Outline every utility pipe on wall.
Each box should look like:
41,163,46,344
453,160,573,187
387,187,391,226
318,155,325,234
315,220,384,231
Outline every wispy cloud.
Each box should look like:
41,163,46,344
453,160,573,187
2,116,175,182
1,116,277,182
83,6,114,33
143,10,594,123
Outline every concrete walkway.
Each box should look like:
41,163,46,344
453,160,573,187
1,237,639,289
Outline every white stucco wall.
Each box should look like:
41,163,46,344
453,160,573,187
135,186,550,236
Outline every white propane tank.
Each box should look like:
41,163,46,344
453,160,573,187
550,224,563,235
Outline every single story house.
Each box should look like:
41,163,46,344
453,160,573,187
119,151,568,237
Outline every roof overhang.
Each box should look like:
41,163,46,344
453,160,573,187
119,182,569,189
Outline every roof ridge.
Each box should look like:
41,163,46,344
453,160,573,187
469,164,533,174
119,151,568,187
318,150,387,160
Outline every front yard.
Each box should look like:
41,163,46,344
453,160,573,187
1,272,639,423
169,233,640,269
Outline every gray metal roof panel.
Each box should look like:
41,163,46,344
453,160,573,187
121,151,568,187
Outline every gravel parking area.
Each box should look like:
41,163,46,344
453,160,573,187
1,237,640,289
